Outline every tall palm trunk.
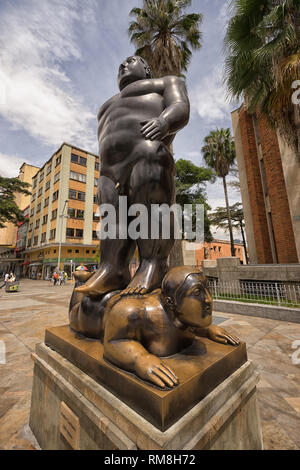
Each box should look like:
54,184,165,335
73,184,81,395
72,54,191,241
239,220,248,264
222,175,235,257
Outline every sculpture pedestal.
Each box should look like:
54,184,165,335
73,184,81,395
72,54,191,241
29,326,263,449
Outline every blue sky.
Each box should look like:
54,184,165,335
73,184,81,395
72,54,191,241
0,0,242,240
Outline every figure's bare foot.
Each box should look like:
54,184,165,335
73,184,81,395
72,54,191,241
121,259,167,296
75,265,130,297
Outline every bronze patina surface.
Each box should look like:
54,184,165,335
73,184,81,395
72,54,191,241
45,325,247,431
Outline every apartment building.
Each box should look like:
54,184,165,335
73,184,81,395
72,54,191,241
25,143,100,279
232,103,299,264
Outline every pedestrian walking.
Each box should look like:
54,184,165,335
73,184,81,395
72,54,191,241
53,271,59,286
0,273,8,289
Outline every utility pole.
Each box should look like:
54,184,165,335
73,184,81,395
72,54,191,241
57,199,69,272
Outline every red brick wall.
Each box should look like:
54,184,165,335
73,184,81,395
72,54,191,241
257,116,298,263
195,241,245,266
239,107,273,263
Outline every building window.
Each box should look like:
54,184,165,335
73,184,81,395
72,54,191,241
38,187,42,197
69,189,85,201
55,155,61,167
44,197,49,207
93,213,100,221
35,220,40,229
28,223,33,232
36,203,41,213
32,178,37,189
68,249,72,253
94,178,98,186
33,236,38,246
42,214,48,225
45,180,50,191
52,190,59,202
49,229,56,239
70,171,86,183
39,173,44,183
67,208,84,219
68,208,76,218
27,239,32,248
30,208,34,216
66,228,74,237
92,250,96,254
46,165,51,175
92,230,98,239
41,233,46,243
86,250,90,254
66,228,83,239
95,161,99,171
31,194,36,202
71,154,78,164
93,195,98,204
75,249,79,253
54,171,60,183
51,209,57,220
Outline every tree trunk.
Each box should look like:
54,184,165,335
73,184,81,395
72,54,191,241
240,221,248,264
222,175,235,257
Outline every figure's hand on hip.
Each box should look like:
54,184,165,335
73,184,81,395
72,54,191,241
135,354,179,388
140,117,169,141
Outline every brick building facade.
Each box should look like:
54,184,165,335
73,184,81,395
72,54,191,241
232,103,299,264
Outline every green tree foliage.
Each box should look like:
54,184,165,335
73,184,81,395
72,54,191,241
202,128,236,256
209,202,248,263
0,176,31,228
175,159,215,242
129,0,203,77
224,0,300,156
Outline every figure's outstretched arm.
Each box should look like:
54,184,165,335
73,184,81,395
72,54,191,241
140,76,190,141
103,307,179,388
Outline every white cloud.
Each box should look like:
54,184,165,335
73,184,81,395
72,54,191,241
0,153,34,178
189,65,231,123
0,0,97,151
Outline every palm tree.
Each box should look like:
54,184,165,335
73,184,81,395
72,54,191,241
202,128,236,257
224,0,300,158
209,202,248,264
128,0,203,267
128,0,203,78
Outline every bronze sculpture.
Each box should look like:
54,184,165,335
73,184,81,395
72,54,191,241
76,56,189,297
70,267,239,388
70,57,240,390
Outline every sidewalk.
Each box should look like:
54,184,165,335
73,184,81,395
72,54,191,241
0,279,299,449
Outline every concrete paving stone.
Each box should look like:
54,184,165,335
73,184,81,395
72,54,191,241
0,279,300,450
261,420,298,450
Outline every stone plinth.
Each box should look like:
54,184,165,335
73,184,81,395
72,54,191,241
44,325,247,431
29,338,263,449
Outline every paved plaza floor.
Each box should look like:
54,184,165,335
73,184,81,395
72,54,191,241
0,279,299,450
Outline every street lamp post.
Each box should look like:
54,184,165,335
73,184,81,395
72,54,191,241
57,199,69,272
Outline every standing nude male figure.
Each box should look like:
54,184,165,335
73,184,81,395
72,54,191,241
76,56,190,297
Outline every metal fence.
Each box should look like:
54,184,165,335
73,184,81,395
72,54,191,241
208,280,300,308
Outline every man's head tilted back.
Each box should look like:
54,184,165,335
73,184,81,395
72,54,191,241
118,56,152,91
